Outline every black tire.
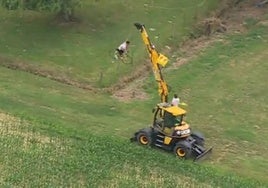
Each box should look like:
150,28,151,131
137,131,152,146
191,131,205,146
121,53,133,64
174,141,192,159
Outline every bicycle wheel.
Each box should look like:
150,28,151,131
109,50,120,63
123,52,133,64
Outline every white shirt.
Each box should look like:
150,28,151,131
118,42,128,52
171,97,180,106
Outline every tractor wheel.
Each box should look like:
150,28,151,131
137,132,152,146
191,131,205,146
174,141,192,159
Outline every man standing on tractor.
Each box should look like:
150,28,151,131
171,94,180,106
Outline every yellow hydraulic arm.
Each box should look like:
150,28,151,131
134,23,169,103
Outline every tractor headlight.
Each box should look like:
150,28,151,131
176,129,190,135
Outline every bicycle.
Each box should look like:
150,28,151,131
111,49,133,64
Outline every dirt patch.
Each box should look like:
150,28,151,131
105,62,151,102
109,76,150,102
173,0,267,66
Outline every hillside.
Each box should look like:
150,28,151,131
0,0,268,187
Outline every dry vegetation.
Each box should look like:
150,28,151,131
0,112,66,150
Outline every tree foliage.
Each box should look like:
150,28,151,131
0,0,82,21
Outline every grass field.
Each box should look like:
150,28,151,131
0,0,219,87
0,113,265,187
0,0,268,187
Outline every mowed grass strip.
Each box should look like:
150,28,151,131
0,113,266,187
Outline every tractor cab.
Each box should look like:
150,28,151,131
153,103,191,137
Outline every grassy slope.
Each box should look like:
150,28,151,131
0,114,264,187
168,26,268,182
140,20,268,183
1,0,268,187
0,0,219,87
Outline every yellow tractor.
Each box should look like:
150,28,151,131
130,23,212,161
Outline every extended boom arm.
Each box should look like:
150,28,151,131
134,23,169,103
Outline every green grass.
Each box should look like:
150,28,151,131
0,0,220,87
0,117,265,187
164,26,268,182
0,0,268,187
